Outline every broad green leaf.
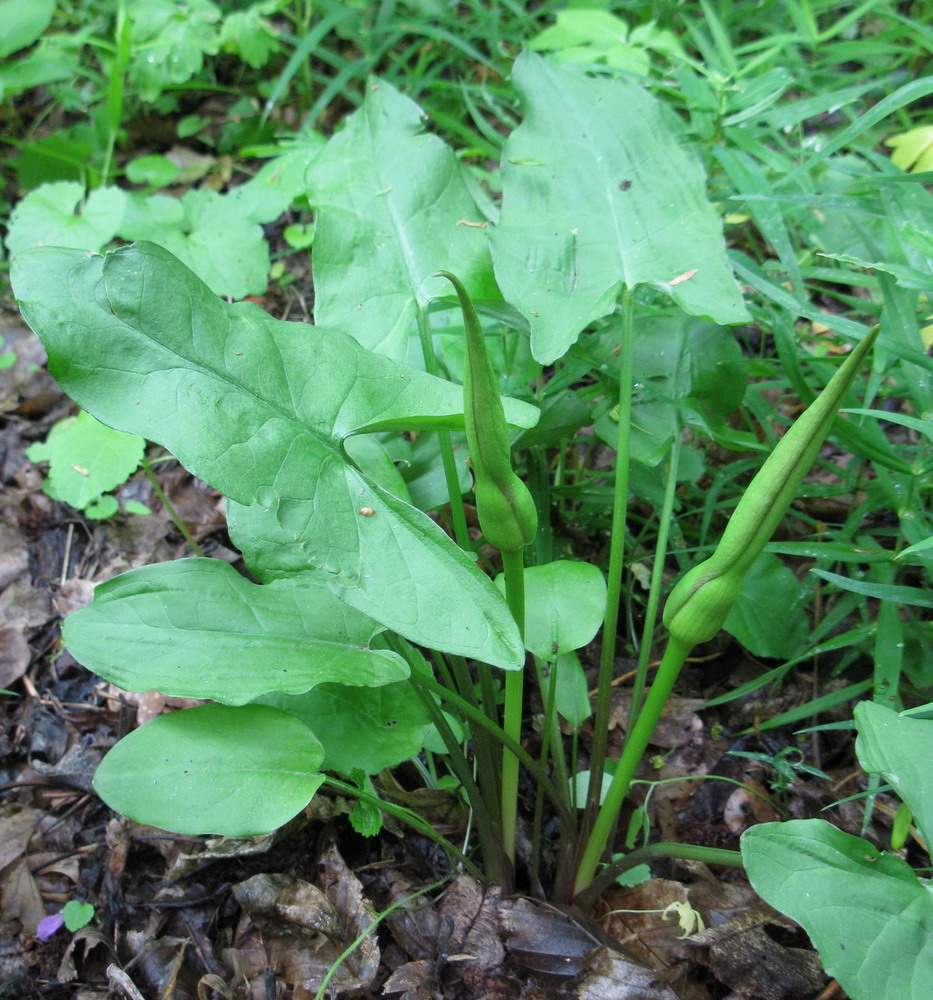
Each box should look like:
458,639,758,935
260,679,432,776
497,560,606,660
742,818,933,1000
11,242,536,667
0,0,56,59
94,703,325,836
380,431,472,511
307,78,498,359
64,559,408,705
856,702,933,847
26,410,144,512
5,182,126,255
491,53,749,364
61,901,94,932
125,155,180,188
723,552,809,659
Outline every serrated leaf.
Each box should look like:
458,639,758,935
491,53,749,363
128,0,221,103
885,125,933,174
118,189,269,298
94,703,325,836
307,78,498,359
12,242,536,667
6,182,126,256
26,410,144,511
64,559,409,705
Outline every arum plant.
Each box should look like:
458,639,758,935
572,326,880,896
440,271,537,871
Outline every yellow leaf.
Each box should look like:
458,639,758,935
885,125,933,173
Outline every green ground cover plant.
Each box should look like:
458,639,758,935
4,1,933,995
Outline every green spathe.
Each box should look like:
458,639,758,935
440,271,537,553
664,328,879,647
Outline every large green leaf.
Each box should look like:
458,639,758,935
742,818,933,1000
260,680,432,776
593,313,745,466
94,703,325,836
490,53,749,363
11,242,537,667
856,701,933,847
307,78,498,359
64,559,408,705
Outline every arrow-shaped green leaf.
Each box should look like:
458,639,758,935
490,52,749,363
308,78,498,359
11,242,537,667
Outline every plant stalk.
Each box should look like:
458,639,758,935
574,636,691,897
415,307,471,549
584,287,636,824
500,545,526,866
628,432,682,732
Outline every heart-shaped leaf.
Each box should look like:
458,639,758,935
12,242,535,667
742,818,933,1000
93,703,325,836
64,559,409,705
6,182,126,255
490,52,749,363
26,409,144,512
307,78,498,359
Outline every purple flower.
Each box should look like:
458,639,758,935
37,913,64,942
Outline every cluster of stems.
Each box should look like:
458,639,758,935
419,273,878,902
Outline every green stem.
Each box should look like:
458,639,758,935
416,307,471,549
142,457,205,557
584,288,635,822
447,653,502,825
408,667,574,829
574,636,691,897
574,842,743,910
313,874,453,1000
406,675,507,885
628,432,682,732
500,546,526,867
